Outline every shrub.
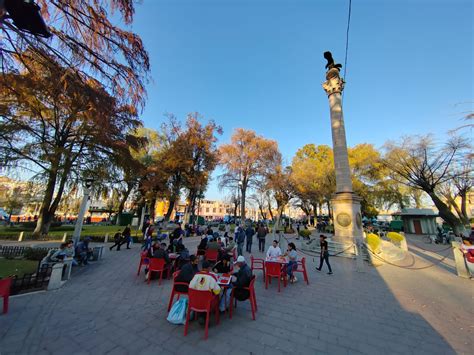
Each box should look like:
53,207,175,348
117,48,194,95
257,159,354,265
285,227,295,234
387,232,404,243
23,247,50,261
218,224,225,232
366,233,381,252
299,229,311,239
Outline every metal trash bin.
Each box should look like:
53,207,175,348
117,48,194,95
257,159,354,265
92,246,104,261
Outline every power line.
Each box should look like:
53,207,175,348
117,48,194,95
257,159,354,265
342,0,352,105
343,0,352,80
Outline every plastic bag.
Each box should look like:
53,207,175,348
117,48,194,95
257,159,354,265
166,298,188,325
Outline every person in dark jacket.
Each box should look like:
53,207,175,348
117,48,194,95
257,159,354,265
109,230,123,251
213,255,231,274
245,225,255,253
122,225,132,249
257,223,267,252
174,255,199,292
231,255,252,301
235,225,246,256
197,236,208,256
152,243,170,264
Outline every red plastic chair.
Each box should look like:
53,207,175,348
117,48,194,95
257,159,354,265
147,258,170,285
232,247,237,261
205,249,219,263
167,271,190,311
295,257,309,285
250,255,265,279
0,278,12,314
265,262,286,292
137,251,150,276
184,289,220,340
197,248,206,256
229,275,257,320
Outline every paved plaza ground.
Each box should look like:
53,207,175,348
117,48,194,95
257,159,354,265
0,234,472,355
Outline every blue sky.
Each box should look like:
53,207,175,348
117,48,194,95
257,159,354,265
131,0,473,200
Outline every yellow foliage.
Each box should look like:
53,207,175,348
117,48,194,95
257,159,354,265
366,233,381,252
387,232,404,242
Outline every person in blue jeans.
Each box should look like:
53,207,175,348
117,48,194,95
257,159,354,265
316,235,332,274
284,242,298,283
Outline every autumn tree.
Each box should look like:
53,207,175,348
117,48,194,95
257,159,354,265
139,115,221,222
1,0,150,109
290,144,335,219
266,164,294,230
384,135,471,235
180,114,222,224
219,129,281,221
0,52,141,236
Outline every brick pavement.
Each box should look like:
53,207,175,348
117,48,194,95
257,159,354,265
0,234,471,355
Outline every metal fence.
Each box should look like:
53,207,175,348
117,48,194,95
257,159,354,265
8,263,52,295
0,245,54,258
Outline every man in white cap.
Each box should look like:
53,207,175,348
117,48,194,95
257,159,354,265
231,256,253,301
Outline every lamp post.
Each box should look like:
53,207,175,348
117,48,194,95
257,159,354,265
72,178,94,246
238,180,243,224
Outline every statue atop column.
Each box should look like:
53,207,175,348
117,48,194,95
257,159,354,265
323,51,342,72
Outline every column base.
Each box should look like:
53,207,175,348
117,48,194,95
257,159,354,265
331,192,364,244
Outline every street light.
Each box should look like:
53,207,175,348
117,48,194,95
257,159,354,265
72,178,94,246
238,180,243,223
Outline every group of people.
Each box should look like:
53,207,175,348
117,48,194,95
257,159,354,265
174,254,253,320
40,238,95,268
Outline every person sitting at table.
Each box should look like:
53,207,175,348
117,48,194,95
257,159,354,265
284,242,298,283
213,254,231,274
152,243,170,264
197,236,208,254
266,240,282,258
207,237,220,251
230,255,252,302
189,261,221,325
224,236,235,255
174,255,199,292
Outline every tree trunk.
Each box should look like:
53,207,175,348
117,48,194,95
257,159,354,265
164,196,176,221
240,187,246,221
258,205,266,220
326,200,332,220
427,191,466,236
267,200,274,220
149,197,156,221
33,168,58,236
459,190,469,225
233,200,238,220
116,184,133,225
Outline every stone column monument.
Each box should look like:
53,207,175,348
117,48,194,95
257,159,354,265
322,52,364,250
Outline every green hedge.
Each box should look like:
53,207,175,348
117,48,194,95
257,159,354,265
23,247,50,261
299,229,311,239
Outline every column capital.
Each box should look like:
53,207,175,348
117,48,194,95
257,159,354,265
322,68,345,96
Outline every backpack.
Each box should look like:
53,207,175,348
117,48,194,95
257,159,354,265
237,229,246,244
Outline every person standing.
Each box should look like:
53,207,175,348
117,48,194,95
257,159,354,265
235,225,245,256
122,224,132,249
245,224,255,253
316,235,332,274
257,223,267,253
109,230,123,251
